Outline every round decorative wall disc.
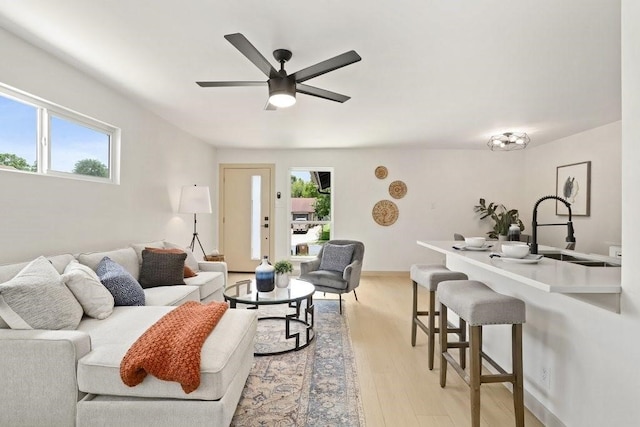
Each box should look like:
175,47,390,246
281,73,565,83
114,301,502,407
372,200,399,226
374,166,388,179
388,180,407,199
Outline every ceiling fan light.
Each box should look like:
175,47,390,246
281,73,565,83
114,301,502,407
269,93,296,108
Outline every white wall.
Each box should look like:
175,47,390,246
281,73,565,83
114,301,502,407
522,121,622,255
216,148,526,270
0,28,218,263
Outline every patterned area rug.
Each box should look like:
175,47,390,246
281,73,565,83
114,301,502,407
230,299,365,426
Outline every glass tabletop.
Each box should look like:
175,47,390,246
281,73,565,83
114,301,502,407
224,278,315,305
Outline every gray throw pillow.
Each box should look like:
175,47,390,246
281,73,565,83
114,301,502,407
319,244,356,272
96,257,145,306
0,256,83,330
139,250,187,288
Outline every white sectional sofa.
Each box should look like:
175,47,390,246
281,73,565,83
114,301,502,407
0,242,257,427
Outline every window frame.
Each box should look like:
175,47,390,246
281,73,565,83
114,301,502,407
289,167,334,261
0,82,120,184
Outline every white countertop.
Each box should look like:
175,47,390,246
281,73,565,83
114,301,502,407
417,240,621,294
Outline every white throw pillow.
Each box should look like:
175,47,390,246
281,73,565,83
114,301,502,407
62,260,114,320
0,256,83,330
164,241,199,272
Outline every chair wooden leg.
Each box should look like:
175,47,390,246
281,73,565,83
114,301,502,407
411,281,418,346
513,324,525,427
459,318,467,370
428,290,436,370
469,326,482,427
439,303,448,387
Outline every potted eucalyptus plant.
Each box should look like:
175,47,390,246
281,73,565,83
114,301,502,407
274,260,293,288
474,198,525,239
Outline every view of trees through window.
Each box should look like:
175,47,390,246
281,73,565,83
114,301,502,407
290,169,332,257
0,89,114,180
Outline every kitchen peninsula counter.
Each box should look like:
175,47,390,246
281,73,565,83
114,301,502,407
417,240,621,294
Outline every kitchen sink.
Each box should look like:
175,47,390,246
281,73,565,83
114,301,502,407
542,253,621,267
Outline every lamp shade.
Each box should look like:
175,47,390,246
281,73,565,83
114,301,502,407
179,185,212,213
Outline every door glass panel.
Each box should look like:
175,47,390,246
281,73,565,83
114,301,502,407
251,175,261,260
290,169,332,257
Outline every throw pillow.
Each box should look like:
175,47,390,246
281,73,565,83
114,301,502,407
0,256,83,330
319,243,356,273
145,247,197,278
139,250,187,288
62,260,114,320
164,241,200,273
96,257,145,306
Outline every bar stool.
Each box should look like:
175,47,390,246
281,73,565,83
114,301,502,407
410,264,468,370
438,280,526,427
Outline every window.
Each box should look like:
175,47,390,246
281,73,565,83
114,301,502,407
0,83,119,183
289,168,333,258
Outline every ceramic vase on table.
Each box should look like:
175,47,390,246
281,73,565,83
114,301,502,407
255,256,275,292
276,273,290,288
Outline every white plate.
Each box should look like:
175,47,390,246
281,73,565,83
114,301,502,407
499,254,543,264
453,244,493,251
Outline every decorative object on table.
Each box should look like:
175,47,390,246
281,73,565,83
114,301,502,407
507,223,521,241
500,243,530,259
203,251,225,262
487,132,530,151
473,198,524,239
178,184,212,257
372,199,399,226
255,256,275,292
388,180,407,199
556,161,591,216
464,237,486,248
274,260,293,288
374,165,388,179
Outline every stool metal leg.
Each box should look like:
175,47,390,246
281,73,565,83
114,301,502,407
469,325,482,427
439,302,448,387
428,290,436,369
411,281,418,346
513,324,525,427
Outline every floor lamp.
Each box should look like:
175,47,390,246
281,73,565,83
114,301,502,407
179,185,212,257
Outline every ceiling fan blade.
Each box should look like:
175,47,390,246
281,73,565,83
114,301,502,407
296,84,351,103
291,50,361,83
196,81,266,87
264,100,277,111
224,33,278,78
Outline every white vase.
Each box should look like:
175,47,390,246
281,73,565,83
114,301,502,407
275,273,290,288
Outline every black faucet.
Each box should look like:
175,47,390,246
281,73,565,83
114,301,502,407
530,195,575,254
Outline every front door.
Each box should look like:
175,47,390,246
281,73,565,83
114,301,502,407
220,164,274,272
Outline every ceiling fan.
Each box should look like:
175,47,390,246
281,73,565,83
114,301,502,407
196,33,361,110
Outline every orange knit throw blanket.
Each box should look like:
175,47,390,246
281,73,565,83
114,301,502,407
120,301,228,393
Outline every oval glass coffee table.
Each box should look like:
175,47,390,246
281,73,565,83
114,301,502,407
223,278,315,356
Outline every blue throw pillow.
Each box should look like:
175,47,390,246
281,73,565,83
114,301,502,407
96,256,145,306
319,244,355,272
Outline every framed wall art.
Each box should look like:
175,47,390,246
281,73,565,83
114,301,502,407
556,161,591,216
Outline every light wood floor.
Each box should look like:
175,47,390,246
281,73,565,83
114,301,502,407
229,273,544,426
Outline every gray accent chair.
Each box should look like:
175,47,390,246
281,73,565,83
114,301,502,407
299,240,364,314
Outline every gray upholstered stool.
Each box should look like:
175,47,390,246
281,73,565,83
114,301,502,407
410,264,468,370
438,280,526,427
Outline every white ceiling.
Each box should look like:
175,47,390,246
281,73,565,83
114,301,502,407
0,0,621,150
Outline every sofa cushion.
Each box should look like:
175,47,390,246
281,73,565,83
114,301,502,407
164,241,199,273
130,241,165,265
144,247,197,278
184,271,224,301
144,285,200,306
0,256,83,330
300,270,347,291
77,306,257,400
139,250,186,288
319,243,355,272
63,260,114,320
96,257,145,306
78,247,140,280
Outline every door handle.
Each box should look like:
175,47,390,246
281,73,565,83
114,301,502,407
263,224,269,228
